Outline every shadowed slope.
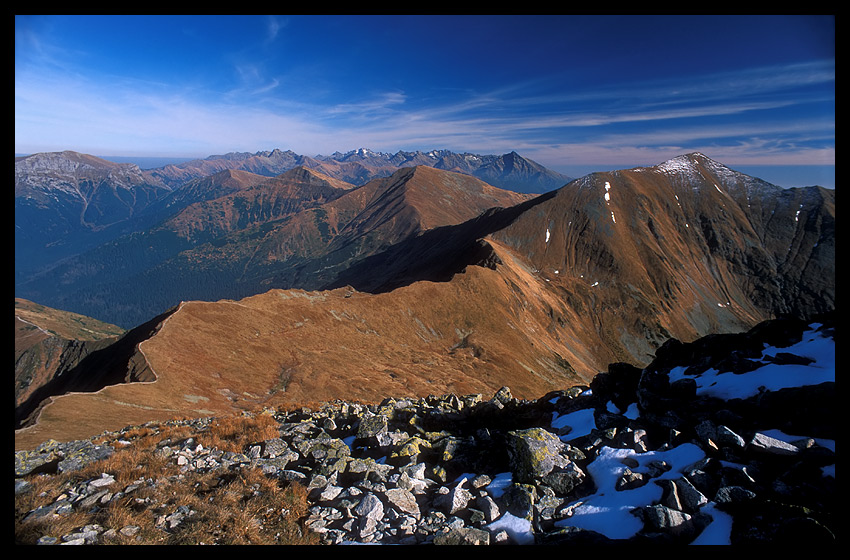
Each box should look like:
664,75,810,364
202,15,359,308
15,298,126,412
15,306,176,434
16,167,357,328
19,166,532,329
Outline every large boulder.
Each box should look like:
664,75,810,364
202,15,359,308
505,427,572,483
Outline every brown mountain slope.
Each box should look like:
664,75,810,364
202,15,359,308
163,167,354,242
89,166,535,322
14,255,588,450
201,165,533,263
482,153,834,363
328,153,833,366
15,298,125,344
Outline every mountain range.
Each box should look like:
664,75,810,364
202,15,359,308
14,149,834,450
15,148,566,284
142,147,573,193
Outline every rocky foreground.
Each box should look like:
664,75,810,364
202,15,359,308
15,315,835,545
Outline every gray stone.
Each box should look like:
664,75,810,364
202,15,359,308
88,473,115,488
748,432,800,456
542,463,585,496
433,527,490,545
119,525,141,537
384,487,420,518
475,495,501,522
434,483,473,515
15,449,60,477
23,499,73,523
15,479,32,494
716,425,746,448
615,468,648,491
356,414,390,447
354,492,384,538
714,485,757,504
638,504,702,540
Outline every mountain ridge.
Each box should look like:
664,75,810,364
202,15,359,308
15,147,565,283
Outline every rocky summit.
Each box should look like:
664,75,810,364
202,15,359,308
15,314,835,545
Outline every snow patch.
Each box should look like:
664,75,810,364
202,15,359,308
555,443,706,540
486,511,535,545
668,324,834,400
541,322,833,544
485,472,513,498
552,408,596,441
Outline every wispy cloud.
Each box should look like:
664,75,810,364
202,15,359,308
321,60,835,166
265,16,287,43
15,17,833,172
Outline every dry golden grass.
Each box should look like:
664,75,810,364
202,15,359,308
194,413,281,453
15,416,318,545
166,467,317,545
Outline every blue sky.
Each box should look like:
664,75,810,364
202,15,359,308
15,15,835,187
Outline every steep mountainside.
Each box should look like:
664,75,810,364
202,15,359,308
13,262,590,449
322,153,833,370
162,167,354,243
15,148,566,289
479,152,834,364
15,151,172,277
15,299,125,421
17,166,532,328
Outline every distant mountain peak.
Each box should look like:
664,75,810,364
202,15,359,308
654,151,712,171
631,152,745,192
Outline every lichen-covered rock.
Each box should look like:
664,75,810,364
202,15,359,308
433,526,490,545
505,427,571,483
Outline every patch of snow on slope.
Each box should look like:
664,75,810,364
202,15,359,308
555,443,706,539
552,408,596,440
667,324,834,400
486,512,535,545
